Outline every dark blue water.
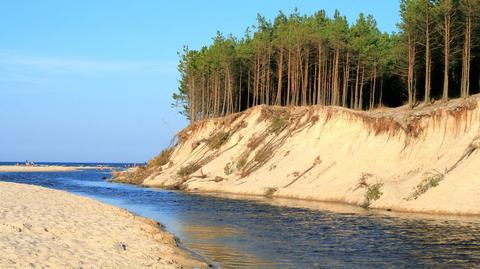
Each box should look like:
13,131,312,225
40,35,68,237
1,168,480,268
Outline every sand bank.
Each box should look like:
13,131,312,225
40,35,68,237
0,165,86,172
115,94,480,216
0,181,206,268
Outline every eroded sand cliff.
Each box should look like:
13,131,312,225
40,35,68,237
116,95,480,215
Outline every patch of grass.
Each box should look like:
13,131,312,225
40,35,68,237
177,163,201,177
224,162,233,175
254,147,274,163
264,187,278,198
247,135,265,150
407,171,444,200
207,131,229,149
147,148,173,168
112,166,148,185
361,182,383,209
366,183,383,202
268,116,288,135
236,154,248,170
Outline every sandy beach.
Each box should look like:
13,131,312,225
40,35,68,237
0,165,88,172
0,181,205,268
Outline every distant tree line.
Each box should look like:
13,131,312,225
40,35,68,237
173,0,480,122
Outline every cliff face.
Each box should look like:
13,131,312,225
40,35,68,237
118,95,480,215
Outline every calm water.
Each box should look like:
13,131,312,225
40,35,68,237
1,168,480,268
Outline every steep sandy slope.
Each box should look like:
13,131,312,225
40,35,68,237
116,95,480,215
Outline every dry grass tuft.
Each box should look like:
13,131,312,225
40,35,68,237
112,166,148,185
177,163,201,178
257,106,291,123
268,116,288,135
263,187,278,197
354,173,373,191
236,153,249,170
247,135,265,150
208,131,229,149
254,147,274,163
224,162,233,175
147,148,173,169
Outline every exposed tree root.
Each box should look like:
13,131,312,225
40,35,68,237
446,136,480,173
283,157,321,188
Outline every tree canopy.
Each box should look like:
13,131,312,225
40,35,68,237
174,1,480,121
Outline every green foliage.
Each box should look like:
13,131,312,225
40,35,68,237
407,172,444,200
366,183,384,202
173,2,480,120
208,131,229,149
362,182,384,208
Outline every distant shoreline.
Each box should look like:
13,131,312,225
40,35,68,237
0,165,99,172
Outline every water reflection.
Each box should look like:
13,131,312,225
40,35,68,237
1,170,480,268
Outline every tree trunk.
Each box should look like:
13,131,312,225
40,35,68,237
354,58,360,109
424,1,431,103
287,48,291,106
302,49,309,106
408,34,416,107
359,65,365,110
189,76,195,122
332,47,340,106
342,51,350,107
317,43,322,105
370,64,377,110
461,14,472,98
379,75,384,108
247,69,251,109
276,47,284,106
442,7,451,101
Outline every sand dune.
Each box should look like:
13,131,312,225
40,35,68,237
0,181,205,268
118,94,480,215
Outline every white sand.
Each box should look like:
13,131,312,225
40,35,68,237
137,94,480,216
0,181,205,268
0,166,84,172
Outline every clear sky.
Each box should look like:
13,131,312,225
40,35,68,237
0,0,400,163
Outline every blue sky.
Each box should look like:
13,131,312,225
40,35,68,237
0,0,400,163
